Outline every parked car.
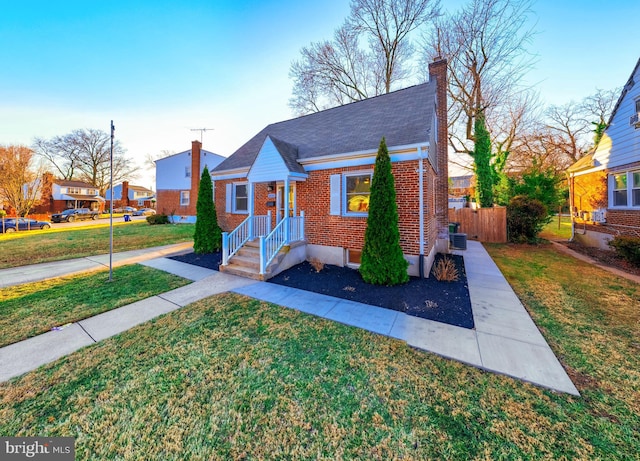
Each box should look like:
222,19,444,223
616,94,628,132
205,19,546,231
51,208,100,223
133,208,156,216
1,218,52,233
113,206,137,213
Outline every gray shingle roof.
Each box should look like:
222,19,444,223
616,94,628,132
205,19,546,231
213,81,435,173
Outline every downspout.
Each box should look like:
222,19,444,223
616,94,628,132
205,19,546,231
418,147,425,278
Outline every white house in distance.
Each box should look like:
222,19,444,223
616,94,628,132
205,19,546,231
155,140,225,221
567,57,640,248
105,181,155,210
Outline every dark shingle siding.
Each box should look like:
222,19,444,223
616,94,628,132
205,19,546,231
214,82,435,172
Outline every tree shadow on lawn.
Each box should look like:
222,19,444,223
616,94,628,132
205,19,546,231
170,252,474,329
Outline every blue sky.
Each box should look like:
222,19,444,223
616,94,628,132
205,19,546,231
1,0,638,188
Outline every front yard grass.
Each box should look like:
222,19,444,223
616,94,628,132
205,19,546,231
0,264,189,348
0,243,638,459
0,222,195,269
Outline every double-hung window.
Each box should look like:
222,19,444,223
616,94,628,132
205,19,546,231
612,173,627,207
633,171,640,206
610,171,640,208
180,191,190,206
344,172,372,216
233,183,248,213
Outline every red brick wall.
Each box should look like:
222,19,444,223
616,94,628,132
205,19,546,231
214,159,439,256
156,190,194,216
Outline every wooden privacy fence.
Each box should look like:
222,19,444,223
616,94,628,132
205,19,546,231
448,206,507,243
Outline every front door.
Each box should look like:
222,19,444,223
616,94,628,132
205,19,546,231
276,183,296,222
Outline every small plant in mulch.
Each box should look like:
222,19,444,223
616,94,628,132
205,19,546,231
432,256,459,282
608,236,640,267
309,257,325,273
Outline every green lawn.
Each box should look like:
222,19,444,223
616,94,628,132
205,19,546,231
0,222,195,269
0,265,190,348
0,243,638,459
540,215,572,240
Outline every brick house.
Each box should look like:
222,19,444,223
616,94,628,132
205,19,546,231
155,141,225,222
567,57,640,248
105,181,155,210
31,174,105,214
211,59,449,280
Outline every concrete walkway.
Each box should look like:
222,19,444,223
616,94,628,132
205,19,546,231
0,242,195,288
0,241,579,395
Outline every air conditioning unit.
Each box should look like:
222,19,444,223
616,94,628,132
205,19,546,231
630,112,640,127
450,233,467,250
591,209,606,223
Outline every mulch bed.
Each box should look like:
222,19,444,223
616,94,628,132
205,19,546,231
169,251,474,329
169,251,222,271
561,241,640,277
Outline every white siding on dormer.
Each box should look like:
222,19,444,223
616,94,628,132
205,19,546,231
247,137,290,183
593,64,640,170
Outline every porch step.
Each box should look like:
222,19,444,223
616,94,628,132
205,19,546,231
220,263,269,281
220,241,290,281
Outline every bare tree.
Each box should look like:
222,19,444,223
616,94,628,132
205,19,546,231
290,23,376,114
506,88,620,174
350,0,441,92
33,128,137,195
289,0,440,114
422,0,536,152
0,145,44,216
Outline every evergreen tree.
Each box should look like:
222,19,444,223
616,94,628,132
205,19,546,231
193,166,221,254
360,137,408,285
471,110,494,207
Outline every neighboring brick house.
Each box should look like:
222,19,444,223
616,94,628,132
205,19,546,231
567,57,640,249
155,141,225,221
211,59,449,280
31,174,105,214
105,182,155,210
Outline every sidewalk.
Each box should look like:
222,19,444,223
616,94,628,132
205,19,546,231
0,241,579,395
0,242,194,288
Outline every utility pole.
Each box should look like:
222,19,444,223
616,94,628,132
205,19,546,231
190,128,214,144
109,120,114,282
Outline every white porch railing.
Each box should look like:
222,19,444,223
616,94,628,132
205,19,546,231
222,212,271,266
259,211,305,275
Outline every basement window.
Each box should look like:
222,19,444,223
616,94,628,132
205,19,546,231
346,249,362,267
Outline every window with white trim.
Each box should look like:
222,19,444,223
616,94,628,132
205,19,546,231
233,183,248,213
343,172,372,215
185,166,191,178
180,190,189,206
610,171,640,208
67,187,81,194
612,173,627,206
633,171,640,206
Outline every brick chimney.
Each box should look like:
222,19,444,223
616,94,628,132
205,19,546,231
190,140,202,215
428,58,449,243
122,181,129,206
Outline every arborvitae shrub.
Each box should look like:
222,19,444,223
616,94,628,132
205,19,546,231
193,166,222,253
359,137,409,285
